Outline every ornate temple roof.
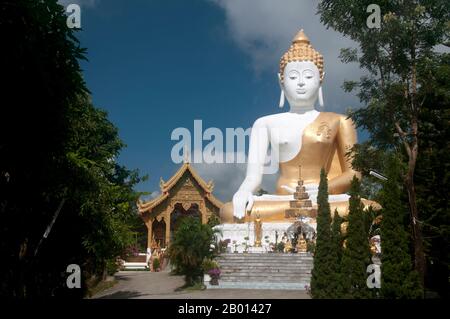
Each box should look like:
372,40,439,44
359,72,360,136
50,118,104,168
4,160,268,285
137,162,223,214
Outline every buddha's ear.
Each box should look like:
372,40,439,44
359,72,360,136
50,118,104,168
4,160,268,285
318,86,324,108
318,72,325,108
277,73,283,89
278,73,285,108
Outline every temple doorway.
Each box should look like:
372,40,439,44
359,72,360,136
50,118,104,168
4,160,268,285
152,218,166,248
170,203,201,242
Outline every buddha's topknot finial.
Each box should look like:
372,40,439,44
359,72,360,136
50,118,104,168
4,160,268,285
279,29,324,83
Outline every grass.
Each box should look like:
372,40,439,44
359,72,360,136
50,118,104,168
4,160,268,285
87,279,118,298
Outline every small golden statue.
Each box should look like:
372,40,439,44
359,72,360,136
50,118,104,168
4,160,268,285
296,233,307,253
284,238,293,253
254,213,262,247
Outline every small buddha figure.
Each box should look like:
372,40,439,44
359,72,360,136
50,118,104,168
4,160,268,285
220,29,379,223
296,233,307,253
254,214,262,247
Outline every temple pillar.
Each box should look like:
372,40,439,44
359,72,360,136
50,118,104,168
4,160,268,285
165,211,171,247
146,218,153,250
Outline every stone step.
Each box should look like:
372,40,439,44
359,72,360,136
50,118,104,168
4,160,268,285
218,259,313,263
218,256,313,260
220,273,311,278
220,253,312,257
220,271,312,277
219,254,313,258
205,281,310,290
207,253,313,290
219,258,313,262
219,279,311,284
220,277,312,282
219,262,313,267
221,267,312,272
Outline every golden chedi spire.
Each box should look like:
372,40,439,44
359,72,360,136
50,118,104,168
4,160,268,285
279,29,324,83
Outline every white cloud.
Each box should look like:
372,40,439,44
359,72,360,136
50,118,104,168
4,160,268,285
210,0,364,112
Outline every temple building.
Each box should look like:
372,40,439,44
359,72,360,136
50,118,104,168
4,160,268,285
137,162,223,250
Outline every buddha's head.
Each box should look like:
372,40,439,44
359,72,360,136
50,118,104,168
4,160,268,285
278,30,324,110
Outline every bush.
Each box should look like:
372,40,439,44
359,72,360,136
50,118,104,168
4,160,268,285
207,214,221,228
307,241,316,254
106,258,119,276
275,242,285,253
152,257,160,271
168,217,218,286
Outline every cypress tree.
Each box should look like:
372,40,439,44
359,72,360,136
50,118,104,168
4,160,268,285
380,156,423,298
341,176,372,298
311,168,333,298
329,209,344,298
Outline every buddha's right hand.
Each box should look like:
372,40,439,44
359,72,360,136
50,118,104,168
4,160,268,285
232,190,254,219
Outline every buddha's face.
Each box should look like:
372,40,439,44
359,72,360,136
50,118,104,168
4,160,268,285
282,61,320,107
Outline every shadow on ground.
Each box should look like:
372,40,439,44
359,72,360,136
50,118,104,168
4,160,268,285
97,290,144,299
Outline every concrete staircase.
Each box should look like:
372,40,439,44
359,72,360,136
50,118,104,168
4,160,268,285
206,253,313,290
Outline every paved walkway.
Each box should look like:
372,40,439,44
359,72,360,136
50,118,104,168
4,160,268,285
92,270,310,299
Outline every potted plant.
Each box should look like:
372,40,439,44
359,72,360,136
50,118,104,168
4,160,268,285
243,236,250,253
232,240,238,253
219,239,230,253
202,259,218,283
208,268,221,285
264,236,270,252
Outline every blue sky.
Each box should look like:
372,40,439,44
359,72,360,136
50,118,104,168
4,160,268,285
63,0,366,202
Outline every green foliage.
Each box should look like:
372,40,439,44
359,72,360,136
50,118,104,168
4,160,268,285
306,241,316,254
168,217,217,286
329,209,344,298
207,214,221,228
311,168,335,298
318,0,450,290
414,53,450,297
201,258,219,273
0,0,144,297
152,258,160,271
106,259,119,276
275,242,285,253
380,156,423,298
341,177,372,298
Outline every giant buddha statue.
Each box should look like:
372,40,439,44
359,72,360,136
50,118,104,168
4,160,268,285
220,29,378,223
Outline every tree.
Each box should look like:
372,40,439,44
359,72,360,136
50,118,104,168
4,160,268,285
341,177,372,298
329,209,344,298
0,0,144,297
318,0,450,286
311,168,334,298
379,155,423,298
168,217,217,286
414,53,450,297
